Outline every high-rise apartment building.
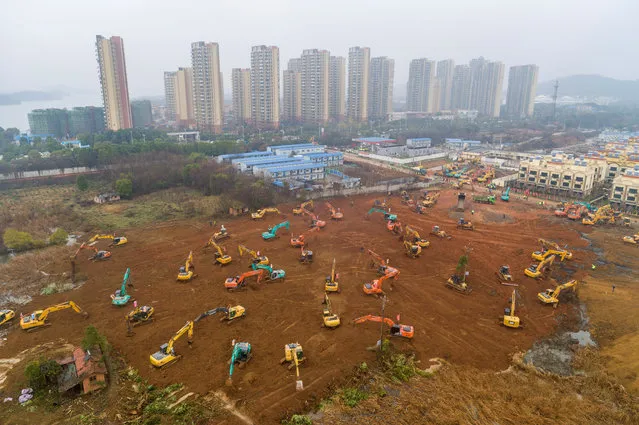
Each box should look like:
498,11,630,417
232,68,252,124
431,78,441,113
436,59,455,111
191,41,224,133
470,57,505,117
505,64,539,119
131,100,153,128
329,56,346,121
28,109,69,137
251,45,280,129
95,35,132,131
68,106,105,135
451,65,472,110
300,49,330,123
164,67,195,128
368,56,394,120
164,71,177,121
347,47,370,122
406,58,436,112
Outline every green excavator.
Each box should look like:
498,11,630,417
366,208,397,222
226,341,252,385
262,221,290,241
111,268,132,306
250,263,286,281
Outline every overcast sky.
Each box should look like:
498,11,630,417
1,0,638,97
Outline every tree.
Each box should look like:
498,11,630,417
116,177,133,198
27,149,41,160
49,228,68,245
3,228,34,251
76,174,89,191
24,358,62,392
82,325,110,353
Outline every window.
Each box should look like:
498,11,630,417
575,176,584,182
539,179,546,184
562,182,570,187
550,181,558,186
629,188,638,194
551,173,560,179
614,186,624,192
528,177,536,182
519,173,525,178
574,184,582,189
540,172,548,177
613,194,622,199
529,170,537,175
563,175,572,180
627,196,636,202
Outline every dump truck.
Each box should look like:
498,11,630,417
473,195,495,205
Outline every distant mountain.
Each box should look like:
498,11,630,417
0,90,68,105
537,75,639,103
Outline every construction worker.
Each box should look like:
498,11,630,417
220,224,226,234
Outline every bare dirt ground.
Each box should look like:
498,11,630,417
0,190,597,424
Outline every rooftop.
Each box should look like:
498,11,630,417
302,152,344,158
269,143,321,150
353,137,396,144
260,162,326,173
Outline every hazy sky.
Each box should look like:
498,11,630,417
1,0,638,97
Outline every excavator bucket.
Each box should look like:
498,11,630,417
296,379,304,391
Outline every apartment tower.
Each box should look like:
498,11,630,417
368,56,394,120
232,68,252,125
470,57,505,117
406,58,436,112
505,65,539,118
329,56,346,121
95,35,132,130
191,41,224,133
251,45,280,129
300,49,330,123
436,59,455,110
282,58,301,122
164,68,195,128
451,65,472,110
347,46,370,122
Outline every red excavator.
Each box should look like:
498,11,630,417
368,249,399,277
73,242,111,261
290,226,320,247
386,220,403,234
224,269,264,291
363,268,399,295
353,314,414,338
326,202,344,220
303,208,326,229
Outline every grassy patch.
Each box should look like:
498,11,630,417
339,387,369,408
382,353,431,383
282,414,313,425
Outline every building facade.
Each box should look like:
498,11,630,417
406,58,436,112
164,71,177,122
505,64,539,119
95,35,132,131
451,64,472,110
299,49,330,123
368,56,394,120
131,100,153,128
231,68,252,125
69,106,105,135
191,41,224,133
610,169,639,207
469,57,505,117
251,45,280,129
347,46,370,122
436,59,455,111
28,109,69,138
329,56,346,121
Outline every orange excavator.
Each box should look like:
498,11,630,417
386,220,403,234
224,269,264,291
363,268,399,295
368,249,399,277
554,203,572,217
326,202,344,220
73,242,111,261
353,315,414,338
303,208,326,229
290,226,320,247
567,205,587,220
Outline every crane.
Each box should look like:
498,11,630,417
290,226,320,247
111,268,132,306
194,306,246,322
177,251,195,281
73,242,111,261
224,269,265,290
227,341,252,385
88,233,128,247
326,202,344,220
532,239,572,262
353,315,414,338
322,293,340,328
363,269,399,295
404,225,430,248
293,200,314,216
302,208,326,228
538,280,578,307
20,301,86,330
237,244,268,267
150,321,193,368
524,254,556,279
262,221,290,240
205,240,232,265
0,309,16,326
366,208,397,222
502,290,520,328
368,249,399,277
325,258,340,292
280,343,305,391
251,207,280,220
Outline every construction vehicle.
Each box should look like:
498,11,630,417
373,199,389,208
237,244,268,267
290,226,320,247
404,240,421,258
446,250,472,294
325,258,340,292
73,243,111,261
224,269,265,291
353,315,414,338
421,192,440,208
0,309,15,326
299,245,314,264
326,202,344,220
457,218,474,230
538,280,578,307
322,293,341,328
404,226,430,248
126,305,154,326
211,225,230,242
89,233,128,247
303,209,326,228
496,265,513,282
177,251,195,281
226,341,252,385
368,249,400,277
473,195,496,204
195,306,246,322
622,234,639,245
250,263,286,280
502,290,521,328
366,208,397,222
293,200,313,216
554,203,572,217
430,225,452,240
487,182,497,190
251,207,280,220
387,220,403,234
582,205,614,225
500,187,511,202
20,301,86,330
150,321,193,368
532,239,573,262
263,221,290,240
280,343,305,391
524,254,556,279
363,268,399,295
111,268,132,306
567,205,588,221
205,240,232,266
622,217,631,227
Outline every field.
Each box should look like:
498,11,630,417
0,189,608,424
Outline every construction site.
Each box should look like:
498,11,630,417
4,181,634,424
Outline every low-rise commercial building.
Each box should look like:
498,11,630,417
234,156,304,173
610,168,639,207
217,151,274,164
516,154,604,196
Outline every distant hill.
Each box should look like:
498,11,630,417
537,75,639,102
0,90,67,106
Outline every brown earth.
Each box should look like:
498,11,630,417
0,190,596,424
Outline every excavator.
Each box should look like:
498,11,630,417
524,254,556,279
20,301,86,330
299,245,314,264
582,205,614,225
363,268,399,295
293,200,313,216
251,207,280,220
387,220,403,234
0,309,15,326
430,225,452,240
226,341,252,385
290,226,320,247
322,293,341,328
224,269,265,290
554,203,573,217
206,225,229,243
353,315,415,338
404,226,430,248
502,290,520,328
366,208,397,222
195,305,246,322
303,208,326,228
262,221,290,240
567,205,588,221
177,251,195,281
501,187,511,202
623,233,639,245
538,280,578,307
150,321,193,368
457,218,474,230
421,192,440,208
280,343,305,391
532,239,573,262
126,305,154,327
496,265,513,283
368,250,399,277
326,202,344,220
325,258,340,292
89,233,128,247
111,268,132,306
73,242,111,261
237,244,268,267
251,263,286,281
404,240,421,258
446,251,472,294
205,240,232,266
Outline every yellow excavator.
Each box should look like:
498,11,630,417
280,343,305,391
524,254,555,279
251,207,281,220
177,251,196,281
20,301,86,330
237,244,269,267
207,225,229,242
322,293,340,328
0,309,16,326
293,200,313,216
422,192,440,208
502,290,520,328
88,233,128,247
205,241,232,266
150,321,193,368
325,258,340,292
404,240,421,258
532,238,573,262
623,233,639,245
537,280,578,308
404,226,430,248
582,205,615,225
430,225,452,240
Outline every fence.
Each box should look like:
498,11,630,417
305,177,443,200
0,166,99,181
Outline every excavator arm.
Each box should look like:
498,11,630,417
194,307,228,322
165,321,194,355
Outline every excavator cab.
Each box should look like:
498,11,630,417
280,343,305,369
300,247,313,264
0,309,15,326
497,265,512,282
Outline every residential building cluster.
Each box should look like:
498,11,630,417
28,106,105,138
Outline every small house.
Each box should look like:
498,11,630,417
57,346,107,394
94,192,121,204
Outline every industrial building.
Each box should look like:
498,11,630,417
445,139,482,149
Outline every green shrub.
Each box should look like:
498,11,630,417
283,415,313,425
116,177,133,198
383,353,430,382
76,175,89,191
340,387,368,408
82,325,110,353
3,228,34,251
24,358,62,391
49,228,68,245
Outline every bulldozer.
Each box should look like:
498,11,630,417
224,269,265,291
538,280,578,308
290,226,320,247
325,258,340,292
73,242,111,261
262,221,290,240
496,265,514,283
421,192,440,208
446,251,472,294
524,254,555,279
205,240,232,265
404,240,421,258
177,251,196,281
195,306,246,322
238,244,268,267
280,343,305,391
501,290,521,328
20,301,87,330
404,226,430,248
89,233,128,247
0,309,16,326
322,293,341,328
326,202,344,220
430,225,452,240
209,225,230,242
150,321,193,368
623,233,639,245
251,207,280,220
227,341,252,385
457,218,474,230
126,305,154,327
293,200,313,216
354,314,414,338
111,268,132,306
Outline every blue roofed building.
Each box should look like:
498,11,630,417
302,152,343,166
216,151,275,163
234,156,305,173
254,162,326,181
267,143,326,156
